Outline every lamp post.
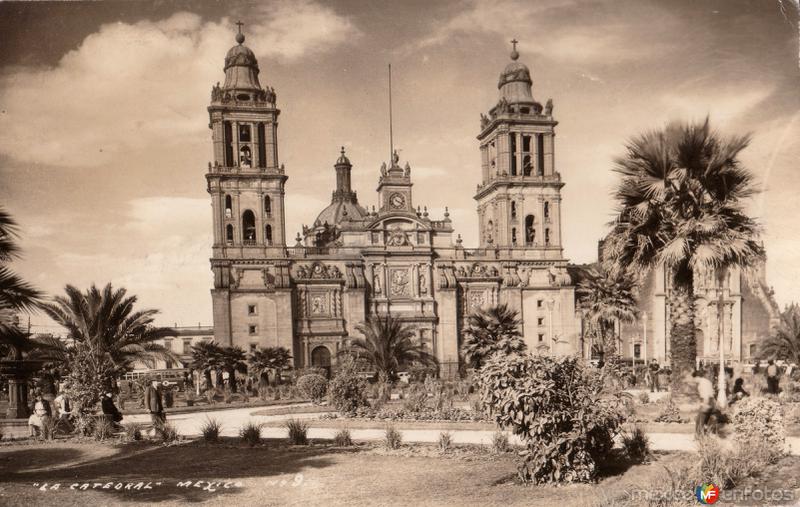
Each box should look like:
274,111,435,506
716,269,728,410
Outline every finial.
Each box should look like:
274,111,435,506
444,206,450,218
235,21,245,44
423,206,429,218
510,38,519,61
340,146,345,156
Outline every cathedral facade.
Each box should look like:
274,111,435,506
205,32,580,377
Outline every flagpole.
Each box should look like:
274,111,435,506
388,64,394,163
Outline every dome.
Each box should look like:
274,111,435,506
222,32,262,92
336,146,351,166
497,43,535,105
314,201,369,226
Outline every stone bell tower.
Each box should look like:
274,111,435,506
474,40,564,257
206,24,292,347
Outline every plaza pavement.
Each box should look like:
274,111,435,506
125,404,800,455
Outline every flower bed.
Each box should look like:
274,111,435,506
321,405,487,423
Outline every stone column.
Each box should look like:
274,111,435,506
6,375,29,419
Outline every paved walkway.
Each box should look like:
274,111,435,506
126,405,800,455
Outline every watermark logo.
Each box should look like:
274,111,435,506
695,483,720,504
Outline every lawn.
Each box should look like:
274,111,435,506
5,436,795,507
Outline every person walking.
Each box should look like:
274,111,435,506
144,380,165,435
766,359,779,394
687,370,715,437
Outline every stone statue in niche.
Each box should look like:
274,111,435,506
419,270,428,295
373,267,382,295
526,224,536,244
310,295,325,315
545,98,553,115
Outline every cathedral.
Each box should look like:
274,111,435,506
205,30,580,377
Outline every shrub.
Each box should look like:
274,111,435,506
621,426,650,463
654,400,684,423
328,356,369,414
201,417,222,442
638,391,650,404
384,425,402,449
479,354,626,484
401,388,428,413
93,417,115,441
273,387,281,401
491,431,510,453
296,374,328,404
437,431,453,453
285,418,309,445
731,396,785,462
122,422,143,442
333,427,353,447
73,412,95,437
239,421,263,446
155,422,179,443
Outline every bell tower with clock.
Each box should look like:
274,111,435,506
377,149,414,213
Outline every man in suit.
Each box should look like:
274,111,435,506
144,380,165,435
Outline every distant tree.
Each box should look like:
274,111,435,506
760,303,800,364
461,304,525,370
41,283,177,411
343,315,438,381
248,346,292,386
220,346,248,393
604,118,763,395
576,265,639,359
190,341,225,390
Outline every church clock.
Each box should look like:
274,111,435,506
389,192,406,209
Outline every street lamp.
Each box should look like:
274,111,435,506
642,312,648,365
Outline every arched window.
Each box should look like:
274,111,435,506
544,201,550,220
545,228,550,246
264,195,271,214
242,210,256,244
486,219,494,244
223,121,234,166
239,146,252,168
225,224,234,244
525,215,535,245
265,224,273,245
510,201,517,219
511,227,517,246
224,195,232,218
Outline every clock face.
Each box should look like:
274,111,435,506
389,193,406,209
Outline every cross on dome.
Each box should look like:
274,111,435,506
510,38,520,61
235,21,245,44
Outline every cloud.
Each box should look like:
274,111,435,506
0,3,358,169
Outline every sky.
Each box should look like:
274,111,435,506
0,0,798,332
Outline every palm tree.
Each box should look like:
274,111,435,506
604,118,764,395
41,283,177,410
461,304,526,370
220,346,248,393
190,341,225,390
249,346,292,387
577,265,639,360
0,207,44,317
343,315,438,381
760,303,800,364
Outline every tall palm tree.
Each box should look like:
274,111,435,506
0,207,43,317
461,304,526,370
343,315,437,381
577,265,639,359
249,346,292,386
604,118,764,395
41,283,177,409
220,345,248,392
190,341,225,389
760,303,800,364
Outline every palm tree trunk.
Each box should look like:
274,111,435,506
203,370,212,390
669,264,697,399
